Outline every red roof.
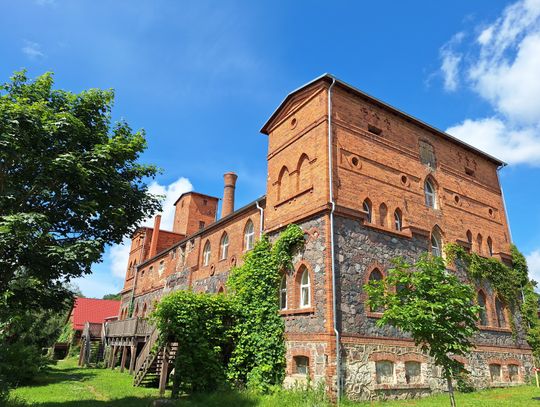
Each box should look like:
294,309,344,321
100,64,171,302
70,297,121,331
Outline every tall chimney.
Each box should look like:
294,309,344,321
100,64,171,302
149,215,161,258
222,172,238,218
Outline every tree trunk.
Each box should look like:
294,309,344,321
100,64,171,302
446,373,457,407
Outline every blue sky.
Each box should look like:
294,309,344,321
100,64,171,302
2,0,540,297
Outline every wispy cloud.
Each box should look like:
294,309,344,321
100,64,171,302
526,249,540,284
439,0,540,166
106,176,193,281
22,40,44,59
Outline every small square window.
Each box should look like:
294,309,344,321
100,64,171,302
368,124,382,135
199,221,205,230
489,364,501,382
294,356,309,375
508,364,519,382
465,167,475,177
376,360,394,384
405,361,421,384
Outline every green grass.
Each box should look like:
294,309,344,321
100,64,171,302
8,358,540,406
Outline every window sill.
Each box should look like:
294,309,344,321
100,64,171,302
479,326,512,333
373,383,430,390
280,307,315,316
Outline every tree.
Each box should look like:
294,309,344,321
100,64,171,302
364,254,480,407
0,70,160,320
102,293,121,300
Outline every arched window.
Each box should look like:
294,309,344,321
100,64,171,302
363,199,372,223
217,285,225,294
244,220,255,251
424,179,436,209
368,268,384,312
142,303,147,318
300,268,311,308
203,240,211,266
394,209,402,231
477,234,483,255
495,297,507,328
431,228,443,257
487,237,493,256
466,230,473,245
279,274,287,310
158,260,165,276
220,232,229,260
379,203,388,227
477,291,488,326
134,304,139,317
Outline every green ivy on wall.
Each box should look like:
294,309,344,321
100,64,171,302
151,223,305,396
445,243,540,363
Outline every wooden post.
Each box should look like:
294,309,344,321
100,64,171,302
535,368,539,388
120,346,128,373
78,341,85,366
110,345,118,370
129,345,137,375
159,346,169,396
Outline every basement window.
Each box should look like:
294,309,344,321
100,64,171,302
294,356,309,375
368,124,382,135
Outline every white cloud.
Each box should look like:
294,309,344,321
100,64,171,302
22,40,44,59
440,0,540,165
440,32,464,91
71,275,122,299
526,249,540,284
105,176,193,282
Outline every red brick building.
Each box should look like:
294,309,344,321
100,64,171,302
116,74,532,400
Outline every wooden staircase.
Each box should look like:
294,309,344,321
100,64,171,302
133,328,178,389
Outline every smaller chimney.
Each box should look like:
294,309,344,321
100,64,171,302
221,172,238,218
149,215,161,258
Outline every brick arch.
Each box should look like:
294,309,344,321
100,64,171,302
363,262,387,285
296,153,312,192
277,165,291,201
216,282,225,294
362,197,373,223
402,353,428,363
393,207,403,231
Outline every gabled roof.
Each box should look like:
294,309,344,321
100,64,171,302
260,73,505,166
69,298,121,331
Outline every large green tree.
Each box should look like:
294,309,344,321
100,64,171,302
0,70,160,323
365,254,480,407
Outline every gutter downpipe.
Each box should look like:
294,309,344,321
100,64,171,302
327,77,341,402
256,199,264,236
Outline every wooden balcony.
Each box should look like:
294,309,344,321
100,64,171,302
104,317,153,345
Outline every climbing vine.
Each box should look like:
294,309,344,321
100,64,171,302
151,224,305,396
445,243,540,362
227,223,305,392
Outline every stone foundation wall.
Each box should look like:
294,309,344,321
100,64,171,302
342,341,533,401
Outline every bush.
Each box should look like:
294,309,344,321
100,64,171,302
0,342,50,387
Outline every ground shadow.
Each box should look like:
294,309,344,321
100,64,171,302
23,367,96,388
22,393,259,407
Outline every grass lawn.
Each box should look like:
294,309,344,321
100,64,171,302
9,357,540,406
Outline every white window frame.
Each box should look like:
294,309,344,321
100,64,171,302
220,233,229,260
300,269,311,308
203,241,211,266
244,220,255,251
363,200,372,223
280,274,287,310
394,210,402,231
424,180,436,209
431,232,442,257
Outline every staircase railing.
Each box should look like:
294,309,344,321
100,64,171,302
133,327,159,381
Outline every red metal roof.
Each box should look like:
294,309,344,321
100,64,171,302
70,297,121,331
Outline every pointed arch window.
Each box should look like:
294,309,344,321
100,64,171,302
466,230,473,244
203,240,211,266
363,199,372,223
279,274,287,310
394,209,402,231
495,297,507,328
477,291,488,326
379,203,388,227
300,268,311,308
424,179,436,209
244,220,255,251
477,234,483,255
368,268,384,312
431,228,443,257
220,232,229,260
487,237,493,257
